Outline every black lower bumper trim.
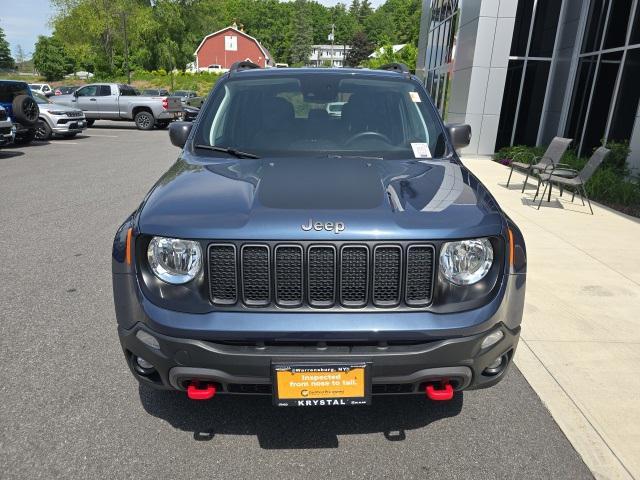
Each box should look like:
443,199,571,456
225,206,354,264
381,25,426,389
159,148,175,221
119,323,520,394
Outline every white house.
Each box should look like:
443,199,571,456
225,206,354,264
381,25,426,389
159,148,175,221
308,45,352,68
368,44,408,59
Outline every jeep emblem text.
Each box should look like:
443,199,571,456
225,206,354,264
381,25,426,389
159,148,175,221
301,218,345,234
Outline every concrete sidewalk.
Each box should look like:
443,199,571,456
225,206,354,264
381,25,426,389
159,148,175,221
462,156,640,480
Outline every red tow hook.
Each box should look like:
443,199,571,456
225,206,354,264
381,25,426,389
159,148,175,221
186,381,217,400
425,382,454,401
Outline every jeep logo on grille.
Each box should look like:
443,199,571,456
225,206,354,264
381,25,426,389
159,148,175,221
301,218,345,234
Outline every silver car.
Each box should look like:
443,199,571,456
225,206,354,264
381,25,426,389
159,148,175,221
33,93,87,140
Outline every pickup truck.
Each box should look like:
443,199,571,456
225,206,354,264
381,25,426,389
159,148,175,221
51,83,182,130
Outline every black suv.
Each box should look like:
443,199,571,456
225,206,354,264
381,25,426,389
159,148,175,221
113,63,526,407
0,80,40,145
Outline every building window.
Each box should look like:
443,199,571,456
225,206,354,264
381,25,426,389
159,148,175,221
566,0,640,156
496,0,559,150
422,0,459,119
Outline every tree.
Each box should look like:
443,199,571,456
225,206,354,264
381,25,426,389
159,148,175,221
289,0,313,66
345,31,373,67
33,35,74,80
15,44,26,65
0,26,15,69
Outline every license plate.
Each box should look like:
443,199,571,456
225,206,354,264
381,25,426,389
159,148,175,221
273,363,370,407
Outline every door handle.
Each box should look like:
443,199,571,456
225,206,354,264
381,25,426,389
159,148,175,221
90,98,97,101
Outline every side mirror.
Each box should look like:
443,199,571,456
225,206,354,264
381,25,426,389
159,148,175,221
169,121,193,148
73,90,79,97
446,123,472,150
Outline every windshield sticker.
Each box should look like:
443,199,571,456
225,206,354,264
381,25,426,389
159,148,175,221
411,142,432,158
409,91,421,102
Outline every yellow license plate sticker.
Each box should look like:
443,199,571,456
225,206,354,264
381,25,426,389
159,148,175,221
274,364,370,407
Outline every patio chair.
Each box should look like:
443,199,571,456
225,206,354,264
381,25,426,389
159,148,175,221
535,146,609,214
506,137,573,193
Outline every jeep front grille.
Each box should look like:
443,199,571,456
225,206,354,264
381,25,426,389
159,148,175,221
207,242,435,310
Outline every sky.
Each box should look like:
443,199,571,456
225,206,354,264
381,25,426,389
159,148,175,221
0,0,385,60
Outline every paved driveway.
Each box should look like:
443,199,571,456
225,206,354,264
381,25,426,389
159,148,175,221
0,125,591,479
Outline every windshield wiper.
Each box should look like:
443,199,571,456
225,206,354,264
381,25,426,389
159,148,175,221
194,144,260,159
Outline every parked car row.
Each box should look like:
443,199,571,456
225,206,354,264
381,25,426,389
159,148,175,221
1,79,190,149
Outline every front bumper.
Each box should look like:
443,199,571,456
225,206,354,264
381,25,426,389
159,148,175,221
119,322,520,394
49,115,87,134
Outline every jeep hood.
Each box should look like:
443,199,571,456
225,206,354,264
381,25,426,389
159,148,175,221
138,155,504,240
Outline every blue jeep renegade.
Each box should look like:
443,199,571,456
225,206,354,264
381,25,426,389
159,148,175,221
112,63,526,407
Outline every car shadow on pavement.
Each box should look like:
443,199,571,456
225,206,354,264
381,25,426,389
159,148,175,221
139,385,463,449
0,150,24,158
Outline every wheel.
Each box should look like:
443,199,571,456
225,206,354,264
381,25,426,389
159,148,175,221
134,111,155,130
14,129,36,145
12,95,39,126
86,119,95,127
35,119,52,140
155,120,170,129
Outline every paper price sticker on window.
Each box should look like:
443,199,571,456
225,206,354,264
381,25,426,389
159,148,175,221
411,142,432,158
409,91,421,102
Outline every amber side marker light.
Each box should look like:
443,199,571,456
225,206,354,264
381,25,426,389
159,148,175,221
125,227,133,265
508,228,515,267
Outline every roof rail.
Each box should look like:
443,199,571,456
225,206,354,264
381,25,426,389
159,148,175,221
378,63,410,74
230,61,261,72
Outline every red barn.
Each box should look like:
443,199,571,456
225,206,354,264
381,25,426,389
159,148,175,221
194,24,274,70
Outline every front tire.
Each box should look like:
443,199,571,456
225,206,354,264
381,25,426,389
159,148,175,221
134,111,155,130
35,119,52,140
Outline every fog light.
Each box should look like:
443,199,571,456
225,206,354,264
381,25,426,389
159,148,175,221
136,330,160,349
480,330,504,349
483,355,506,376
133,355,155,375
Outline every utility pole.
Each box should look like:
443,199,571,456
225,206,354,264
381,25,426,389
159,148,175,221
329,23,335,67
115,12,131,84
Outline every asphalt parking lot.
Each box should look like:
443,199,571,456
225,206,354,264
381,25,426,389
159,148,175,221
0,122,593,479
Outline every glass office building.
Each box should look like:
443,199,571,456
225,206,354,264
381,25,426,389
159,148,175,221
416,0,640,171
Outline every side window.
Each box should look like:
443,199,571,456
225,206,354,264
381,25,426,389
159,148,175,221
99,85,112,96
77,86,98,97
119,86,137,96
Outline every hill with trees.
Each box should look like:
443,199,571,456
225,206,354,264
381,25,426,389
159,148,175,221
42,0,420,79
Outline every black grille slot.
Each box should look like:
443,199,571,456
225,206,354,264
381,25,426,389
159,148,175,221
275,245,303,306
208,245,237,305
405,245,435,306
340,246,369,307
307,246,336,307
241,245,270,306
373,246,402,306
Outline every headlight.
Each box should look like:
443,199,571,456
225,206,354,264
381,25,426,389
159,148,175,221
48,110,68,115
147,236,202,284
439,238,493,285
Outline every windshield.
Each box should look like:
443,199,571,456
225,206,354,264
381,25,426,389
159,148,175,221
194,72,448,159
